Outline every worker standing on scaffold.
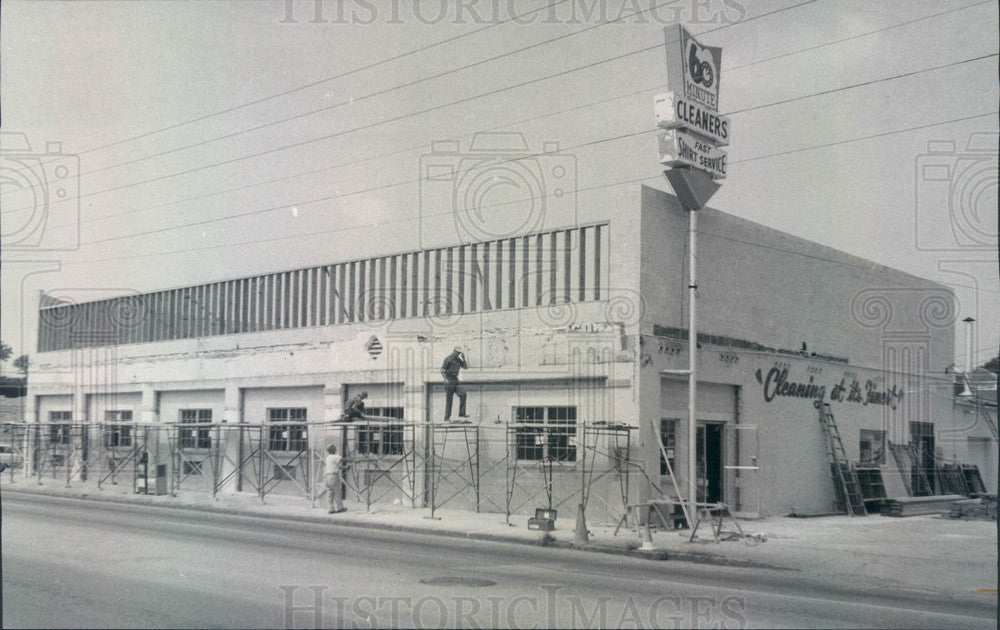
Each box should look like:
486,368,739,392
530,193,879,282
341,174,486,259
441,347,470,422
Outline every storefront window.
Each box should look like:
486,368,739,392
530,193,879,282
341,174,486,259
268,408,307,451
48,411,72,444
513,406,577,462
104,410,133,447
179,409,212,449
659,418,677,474
359,407,405,455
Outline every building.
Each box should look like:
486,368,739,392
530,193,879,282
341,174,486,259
19,183,996,521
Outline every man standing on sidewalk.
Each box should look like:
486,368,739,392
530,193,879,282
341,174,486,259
324,444,345,513
441,346,470,421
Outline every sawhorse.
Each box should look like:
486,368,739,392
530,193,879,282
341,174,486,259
689,502,743,543
614,501,682,539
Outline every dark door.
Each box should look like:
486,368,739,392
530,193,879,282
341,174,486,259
696,423,725,503
916,433,936,495
909,421,936,496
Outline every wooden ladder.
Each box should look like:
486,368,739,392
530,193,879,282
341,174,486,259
818,404,867,516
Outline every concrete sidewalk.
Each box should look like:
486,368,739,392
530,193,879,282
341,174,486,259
2,475,996,604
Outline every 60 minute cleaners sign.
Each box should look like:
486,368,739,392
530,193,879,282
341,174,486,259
656,25,728,180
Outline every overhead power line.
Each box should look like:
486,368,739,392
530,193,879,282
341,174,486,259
54,0,989,232
11,18,993,231
80,0,818,161
53,109,998,278
11,0,821,208
71,54,1000,248
728,52,999,116
83,0,573,155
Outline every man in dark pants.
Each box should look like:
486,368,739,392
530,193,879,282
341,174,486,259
342,391,368,422
441,347,469,421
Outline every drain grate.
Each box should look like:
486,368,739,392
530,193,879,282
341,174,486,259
419,576,496,587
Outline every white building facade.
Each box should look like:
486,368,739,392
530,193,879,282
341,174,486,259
23,185,994,521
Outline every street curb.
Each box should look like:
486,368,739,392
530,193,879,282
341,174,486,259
1,484,773,568
7,485,996,615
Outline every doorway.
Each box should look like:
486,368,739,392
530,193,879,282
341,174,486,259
696,422,725,503
909,421,936,496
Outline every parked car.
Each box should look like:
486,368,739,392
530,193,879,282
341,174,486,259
0,444,23,472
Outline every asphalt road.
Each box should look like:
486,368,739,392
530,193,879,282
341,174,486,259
1,492,995,629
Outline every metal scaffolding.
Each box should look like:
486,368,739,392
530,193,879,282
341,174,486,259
338,418,421,511
1,422,32,481
426,423,480,519
579,423,634,520
224,422,313,503
94,422,152,491
1,419,642,524
165,423,229,498
476,421,638,525
32,422,88,487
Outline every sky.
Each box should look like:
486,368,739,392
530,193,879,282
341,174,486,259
1,0,997,370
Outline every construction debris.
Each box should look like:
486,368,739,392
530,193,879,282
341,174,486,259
880,494,966,517
947,496,998,521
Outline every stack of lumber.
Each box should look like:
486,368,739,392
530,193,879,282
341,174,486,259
936,464,969,495
880,494,966,517
947,496,998,521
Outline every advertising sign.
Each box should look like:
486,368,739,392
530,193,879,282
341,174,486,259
657,129,727,180
655,92,730,146
663,24,722,113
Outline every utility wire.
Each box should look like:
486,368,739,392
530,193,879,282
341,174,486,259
728,52,999,116
9,0,820,207
72,55,1000,247
82,0,573,155
34,0,682,182
78,0,818,160
54,0,990,231
51,110,999,278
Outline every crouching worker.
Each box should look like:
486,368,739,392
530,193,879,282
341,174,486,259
324,444,346,513
341,391,368,422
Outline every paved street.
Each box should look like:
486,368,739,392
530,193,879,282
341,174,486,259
2,493,995,628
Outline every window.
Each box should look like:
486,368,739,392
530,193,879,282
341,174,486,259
179,409,212,449
659,418,678,475
268,408,307,451
358,407,404,456
49,411,72,444
859,429,886,465
104,410,133,447
183,460,204,475
514,406,577,462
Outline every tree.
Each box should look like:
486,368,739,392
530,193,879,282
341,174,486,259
12,355,29,376
0,342,27,398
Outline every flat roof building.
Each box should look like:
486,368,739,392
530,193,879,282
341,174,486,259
21,184,995,521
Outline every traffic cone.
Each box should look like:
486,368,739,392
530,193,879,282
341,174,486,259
574,504,589,543
639,522,658,551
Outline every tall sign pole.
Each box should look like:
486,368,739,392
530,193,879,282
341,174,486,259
657,25,727,523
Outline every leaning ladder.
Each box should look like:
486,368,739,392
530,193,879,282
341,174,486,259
818,404,867,516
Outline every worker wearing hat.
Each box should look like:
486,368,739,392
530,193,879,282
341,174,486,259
441,346,469,421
